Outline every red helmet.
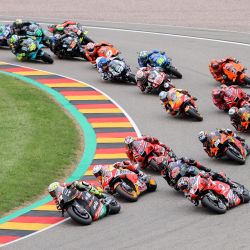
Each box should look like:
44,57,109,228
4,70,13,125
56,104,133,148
212,88,224,101
210,60,220,70
135,69,147,84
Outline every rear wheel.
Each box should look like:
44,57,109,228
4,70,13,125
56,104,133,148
167,66,182,79
186,106,203,121
41,52,53,64
201,194,227,214
67,206,92,225
115,183,138,202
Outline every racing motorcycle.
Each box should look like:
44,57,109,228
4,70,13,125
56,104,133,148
59,187,120,225
0,25,11,47
187,175,250,214
50,35,86,59
222,62,250,86
96,45,120,59
108,58,136,84
140,68,175,93
163,91,203,121
152,54,182,79
11,37,53,64
208,132,248,164
100,167,157,202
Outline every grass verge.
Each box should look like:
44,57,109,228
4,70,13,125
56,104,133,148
0,73,82,216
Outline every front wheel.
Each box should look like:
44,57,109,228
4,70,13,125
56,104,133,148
243,76,250,86
201,194,227,214
186,106,203,121
226,147,245,164
41,52,53,64
126,73,136,84
167,66,182,79
67,206,92,225
115,183,138,202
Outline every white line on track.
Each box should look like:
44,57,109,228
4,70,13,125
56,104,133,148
1,20,250,48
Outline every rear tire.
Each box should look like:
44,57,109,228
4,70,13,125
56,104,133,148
226,148,245,164
187,107,203,121
67,206,92,225
115,183,138,202
41,53,53,64
167,66,182,79
201,195,227,214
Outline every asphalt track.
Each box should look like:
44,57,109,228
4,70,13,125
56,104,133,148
1,23,250,250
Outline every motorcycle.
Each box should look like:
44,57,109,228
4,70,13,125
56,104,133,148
164,91,203,121
54,35,84,59
187,175,250,214
223,62,250,86
141,68,175,93
100,167,157,202
152,54,182,79
96,45,120,59
0,25,11,47
59,187,120,225
208,132,248,164
11,37,53,64
108,58,136,84
26,24,50,47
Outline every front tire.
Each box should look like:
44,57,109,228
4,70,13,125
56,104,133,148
201,195,227,214
186,107,203,121
127,73,136,84
226,148,245,164
41,52,53,64
243,76,250,86
67,206,92,225
115,183,138,202
167,66,182,79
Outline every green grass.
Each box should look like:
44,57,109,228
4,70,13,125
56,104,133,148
0,73,82,216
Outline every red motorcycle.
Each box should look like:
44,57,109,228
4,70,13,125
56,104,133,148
100,166,157,202
131,140,176,172
145,68,174,93
187,175,249,214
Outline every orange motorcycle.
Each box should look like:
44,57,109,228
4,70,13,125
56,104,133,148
223,62,250,86
208,132,248,164
164,91,203,121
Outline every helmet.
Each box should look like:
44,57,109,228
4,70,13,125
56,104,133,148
135,69,147,84
10,34,19,45
14,19,23,27
198,131,207,143
86,42,95,52
93,165,105,178
210,60,219,70
124,136,134,149
138,51,148,61
48,182,60,197
159,91,168,102
97,57,108,69
212,88,224,101
177,177,191,191
228,107,238,116
163,82,172,92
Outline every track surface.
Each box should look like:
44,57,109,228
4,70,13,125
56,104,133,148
1,24,250,250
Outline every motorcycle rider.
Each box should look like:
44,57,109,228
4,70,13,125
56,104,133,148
161,157,236,189
198,128,249,157
11,19,34,35
0,24,12,46
212,84,250,111
209,57,240,84
135,67,174,93
9,34,34,61
48,180,105,211
49,32,86,59
138,50,170,68
177,173,250,208
84,42,119,65
159,88,197,116
48,20,78,34
124,135,177,169
229,105,250,132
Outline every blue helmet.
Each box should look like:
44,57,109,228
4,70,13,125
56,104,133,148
97,57,108,69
